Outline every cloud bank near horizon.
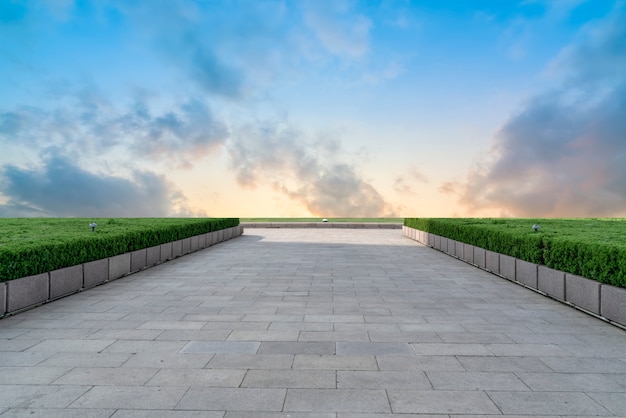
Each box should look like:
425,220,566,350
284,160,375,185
457,6,626,217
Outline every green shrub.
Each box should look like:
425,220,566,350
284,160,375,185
0,218,239,282
404,218,626,288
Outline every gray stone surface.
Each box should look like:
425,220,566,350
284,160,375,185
130,249,147,273
6,273,49,312
190,235,199,252
159,242,172,262
171,240,183,258
473,246,486,268
462,243,474,263
181,238,191,255
601,283,626,325
439,236,448,253
516,259,538,288
485,250,499,274
566,273,601,314
538,265,565,300
49,265,83,299
455,241,464,259
145,246,161,267
83,258,108,288
499,254,516,281
1,228,626,416
0,283,5,316
108,253,130,280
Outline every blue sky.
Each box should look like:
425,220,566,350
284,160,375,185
1,0,624,217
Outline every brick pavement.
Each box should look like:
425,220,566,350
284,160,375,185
0,228,625,417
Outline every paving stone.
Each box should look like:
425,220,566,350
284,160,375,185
284,389,390,413
336,342,413,355
70,386,188,410
0,385,89,408
0,408,114,418
146,368,246,387
180,341,260,354
26,339,115,352
0,366,71,384
53,367,158,386
38,352,133,367
208,354,294,369
487,391,611,415
426,371,529,391
242,369,336,388
457,356,553,372
112,411,223,418
388,390,500,414
257,341,335,355
293,355,378,370
176,388,286,411
586,392,626,416
516,372,625,392
225,413,334,418
337,370,431,389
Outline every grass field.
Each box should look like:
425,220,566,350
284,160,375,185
240,218,403,223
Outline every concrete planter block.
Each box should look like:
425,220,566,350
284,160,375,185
190,235,199,252
473,247,486,269
439,237,448,253
182,238,191,255
160,242,173,262
455,241,464,259
49,265,83,299
7,273,49,312
146,246,161,267
1,283,6,316
432,234,440,249
463,244,474,263
218,230,224,242
565,273,600,315
172,240,183,258
198,233,207,249
600,284,626,326
130,249,147,273
485,251,499,274
516,259,538,289
446,239,455,256
109,253,131,281
499,255,516,281
538,266,565,301
84,259,108,288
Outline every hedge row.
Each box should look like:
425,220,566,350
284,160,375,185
404,218,626,288
0,218,239,282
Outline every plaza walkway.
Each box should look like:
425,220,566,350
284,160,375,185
1,228,625,417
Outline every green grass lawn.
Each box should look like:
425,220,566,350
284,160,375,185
240,217,403,223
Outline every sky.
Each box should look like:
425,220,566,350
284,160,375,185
1,0,625,218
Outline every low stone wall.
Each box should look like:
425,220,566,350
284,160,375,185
1,225,244,318
241,222,402,229
403,226,626,328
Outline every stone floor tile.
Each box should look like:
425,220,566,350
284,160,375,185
376,355,465,371
293,355,378,370
112,410,224,418
284,389,390,413
298,331,369,342
122,352,213,368
337,370,431,389
0,366,70,385
387,390,500,414
241,369,336,388
410,343,493,356
26,339,115,352
516,372,626,392
0,385,90,408
146,368,245,387
0,408,115,417
426,371,530,391
457,356,551,372
176,388,286,411
53,367,158,386
227,331,299,341
336,342,414,355
488,391,611,415
38,352,133,368
104,340,187,353
70,386,187,410
257,341,335,355
225,413,334,418
0,352,52,368
180,341,260,354
208,354,294,369
586,392,626,416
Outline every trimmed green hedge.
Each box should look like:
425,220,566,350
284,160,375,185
404,218,626,288
0,218,239,282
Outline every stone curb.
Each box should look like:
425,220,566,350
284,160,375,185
0,225,244,318
403,226,626,329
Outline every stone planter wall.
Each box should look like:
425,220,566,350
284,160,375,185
1,225,244,318
403,225,626,328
